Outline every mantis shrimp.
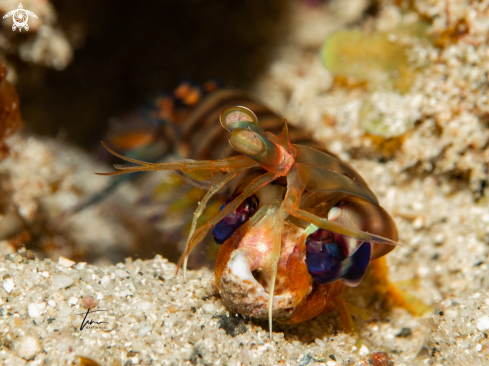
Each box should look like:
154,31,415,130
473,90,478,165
98,106,408,336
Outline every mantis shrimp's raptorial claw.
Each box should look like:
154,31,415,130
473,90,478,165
176,170,282,271
182,167,250,282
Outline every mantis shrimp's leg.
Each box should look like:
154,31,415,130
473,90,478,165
267,200,288,338
333,288,370,333
177,170,282,271
335,293,360,334
370,257,432,316
292,209,399,246
284,164,400,247
96,141,258,179
265,164,320,337
182,166,251,282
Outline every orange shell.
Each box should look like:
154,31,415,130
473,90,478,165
215,216,342,324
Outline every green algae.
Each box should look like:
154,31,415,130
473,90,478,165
322,23,430,138
322,23,429,93
323,29,411,92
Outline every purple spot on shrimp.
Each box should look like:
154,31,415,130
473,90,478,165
213,195,259,244
305,228,371,287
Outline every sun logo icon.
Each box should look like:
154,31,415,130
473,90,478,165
2,3,38,32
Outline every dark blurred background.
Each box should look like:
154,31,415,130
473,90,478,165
5,0,292,149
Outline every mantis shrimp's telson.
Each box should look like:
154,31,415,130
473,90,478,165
98,106,402,337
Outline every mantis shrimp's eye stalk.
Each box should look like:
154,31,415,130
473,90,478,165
220,106,259,131
305,228,371,287
229,129,267,157
213,195,259,244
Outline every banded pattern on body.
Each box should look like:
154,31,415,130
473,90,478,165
158,89,327,161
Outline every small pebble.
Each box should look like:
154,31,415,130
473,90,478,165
136,300,154,311
3,278,14,293
52,275,73,289
58,256,75,268
132,340,143,352
369,352,392,366
138,324,153,338
476,344,483,352
412,216,424,229
28,303,46,318
16,335,42,360
476,316,489,332
115,269,129,278
434,233,445,244
202,303,216,314
101,275,111,287
315,338,326,347
82,295,98,309
359,345,370,356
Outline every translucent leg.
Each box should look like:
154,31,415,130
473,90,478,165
284,164,399,246
267,165,309,337
182,166,251,282
335,292,360,334
370,257,431,316
267,201,287,338
177,170,282,270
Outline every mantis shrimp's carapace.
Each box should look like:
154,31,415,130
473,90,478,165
98,100,415,336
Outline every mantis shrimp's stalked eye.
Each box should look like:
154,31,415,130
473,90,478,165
305,228,371,287
220,106,259,131
229,129,267,157
213,195,259,244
